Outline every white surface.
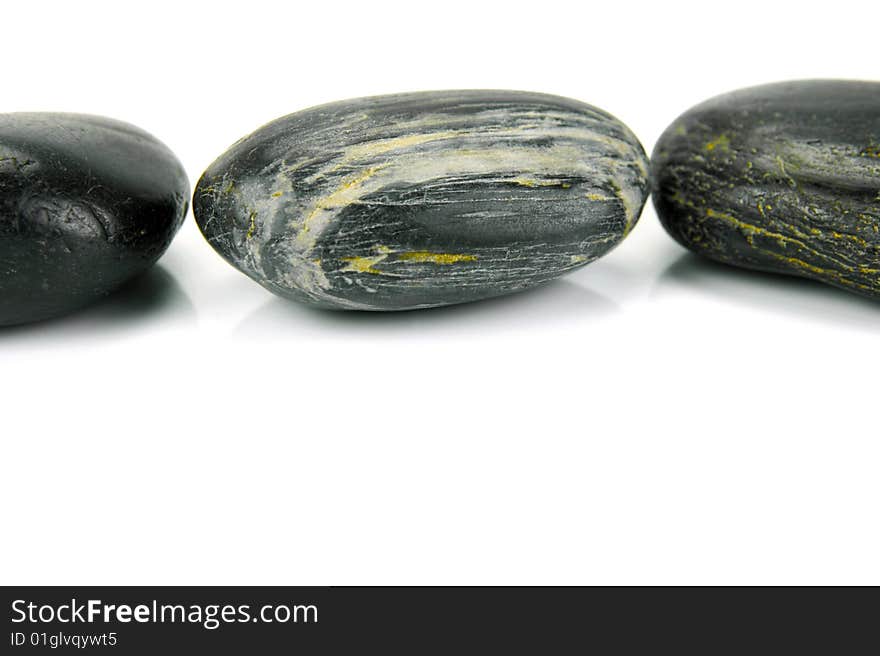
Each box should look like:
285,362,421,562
2,1,879,585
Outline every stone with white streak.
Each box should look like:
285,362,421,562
194,90,650,310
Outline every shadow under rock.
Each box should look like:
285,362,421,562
236,278,619,339
0,265,196,342
657,252,880,331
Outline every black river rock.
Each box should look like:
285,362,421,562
194,90,649,311
0,113,189,326
652,80,880,298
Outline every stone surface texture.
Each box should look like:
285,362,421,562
195,90,649,310
652,80,880,298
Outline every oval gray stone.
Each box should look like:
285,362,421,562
652,80,880,298
194,90,649,310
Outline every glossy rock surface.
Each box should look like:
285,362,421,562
0,113,189,325
653,80,880,298
194,90,649,310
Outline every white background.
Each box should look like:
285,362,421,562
2,0,878,585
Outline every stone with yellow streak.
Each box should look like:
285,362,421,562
653,80,880,300
194,90,649,310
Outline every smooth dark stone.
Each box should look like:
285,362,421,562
0,113,189,326
194,90,649,310
652,80,880,298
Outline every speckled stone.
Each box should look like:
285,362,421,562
652,80,880,298
194,90,649,310
0,113,189,326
